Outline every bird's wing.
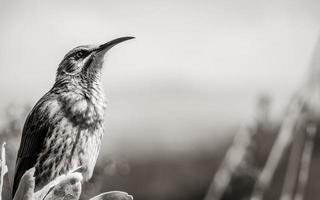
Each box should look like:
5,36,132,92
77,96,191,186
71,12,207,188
12,101,50,197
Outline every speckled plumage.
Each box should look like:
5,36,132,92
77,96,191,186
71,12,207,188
12,37,134,197
33,79,106,189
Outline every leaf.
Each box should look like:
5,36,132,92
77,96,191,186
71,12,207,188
34,172,82,200
13,168,36,200
89,191,133,200
0,142,11,200
2,172,11,200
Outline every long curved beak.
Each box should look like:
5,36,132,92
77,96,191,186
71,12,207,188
96,36,135,53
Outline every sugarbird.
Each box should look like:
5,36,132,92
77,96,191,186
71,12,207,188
12,36,134,197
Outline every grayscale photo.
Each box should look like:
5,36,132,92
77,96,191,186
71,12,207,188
0,0,320,200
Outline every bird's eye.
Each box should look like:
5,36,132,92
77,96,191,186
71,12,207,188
75,51,84,59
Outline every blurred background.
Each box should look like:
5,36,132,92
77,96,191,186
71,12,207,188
1,0,320,199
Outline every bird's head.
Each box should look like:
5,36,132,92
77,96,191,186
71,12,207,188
56,36,134,83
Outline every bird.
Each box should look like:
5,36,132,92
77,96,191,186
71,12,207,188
12,36,134,197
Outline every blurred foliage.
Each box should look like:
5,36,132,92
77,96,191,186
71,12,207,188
5,103,320,200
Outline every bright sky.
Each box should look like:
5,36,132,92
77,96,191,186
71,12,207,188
0,0,320,103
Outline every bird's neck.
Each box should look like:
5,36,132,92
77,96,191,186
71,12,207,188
54,75,104,97
52,77,106,125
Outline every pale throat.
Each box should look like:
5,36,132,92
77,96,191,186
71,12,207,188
57,76,106,126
